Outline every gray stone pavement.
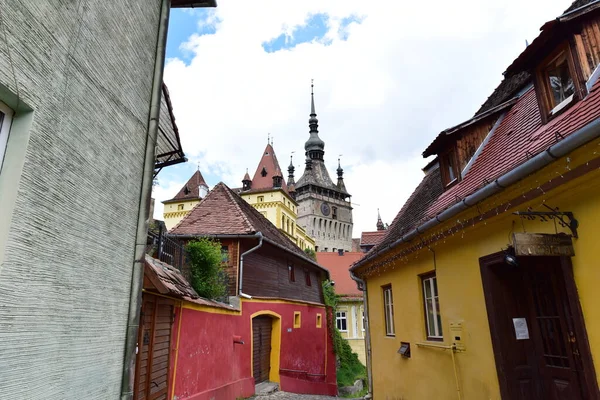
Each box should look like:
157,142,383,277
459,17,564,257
250,392,363,400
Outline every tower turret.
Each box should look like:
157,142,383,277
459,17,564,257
377,209,385,231
305,81,325,161
242,169,252,191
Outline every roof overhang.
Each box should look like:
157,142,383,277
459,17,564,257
155,84,187,177
171,0,217,8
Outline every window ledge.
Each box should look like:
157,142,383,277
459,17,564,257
550,94,574,116
426,337,444,342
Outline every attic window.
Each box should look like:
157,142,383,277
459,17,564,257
536,46,579,121
183,186,190,195
261,167,267,177
440,149,459,188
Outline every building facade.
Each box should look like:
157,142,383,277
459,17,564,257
0,1,208,398
352,2,600,398
166,182,337,398
316,251,366,365
163,169,209,230
296,85,353,252
239,143,316,251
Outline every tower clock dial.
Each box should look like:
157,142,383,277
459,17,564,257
320,202,330,216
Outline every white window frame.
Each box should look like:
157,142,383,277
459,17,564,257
423,275,443,340
0,101,14,172
383,285,395,336
336,311,348,332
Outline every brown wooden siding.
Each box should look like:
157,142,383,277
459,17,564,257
242,242,325,304
455,119,497,172
574,16,600,80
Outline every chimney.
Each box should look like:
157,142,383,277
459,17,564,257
338,249,344,256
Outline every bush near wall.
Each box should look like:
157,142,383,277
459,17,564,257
186,238,228,300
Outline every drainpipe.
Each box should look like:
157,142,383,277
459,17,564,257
239,232,263,299
120,1,170,399
350,270,373,399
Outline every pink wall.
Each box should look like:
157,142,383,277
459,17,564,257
171,300,336,399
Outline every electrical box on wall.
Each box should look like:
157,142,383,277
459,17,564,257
449,321,466,351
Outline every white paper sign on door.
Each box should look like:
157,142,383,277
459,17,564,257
512,318,530,340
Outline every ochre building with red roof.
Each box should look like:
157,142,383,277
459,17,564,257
352,1,600,398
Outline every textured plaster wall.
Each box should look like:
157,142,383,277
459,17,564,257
0,1,160,398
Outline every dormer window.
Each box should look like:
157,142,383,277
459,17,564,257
535,45,581,122
261,167,267,177
440,149,459,188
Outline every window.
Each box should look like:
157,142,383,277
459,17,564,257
257,196,264,203
316,313,322,328
0,101,13,172
304,269,311,286
422,273,443,340
332,206,338,220
336,311,348,332
221,246,229,263
383,285,395,336
178,204,184,210
362,310,365,332
545,51,575,114
294,311,301,328
288,264,295,282
441,150,458,187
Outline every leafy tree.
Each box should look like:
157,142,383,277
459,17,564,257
304,247,317,260
186,238,227,300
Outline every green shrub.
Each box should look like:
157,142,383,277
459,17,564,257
186,238,227,300
304,247,317,260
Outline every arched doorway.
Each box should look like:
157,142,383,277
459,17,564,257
251,312,281,384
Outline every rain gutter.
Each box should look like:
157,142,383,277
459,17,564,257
352,115,600,272
120,1,170,398
238,233,263,299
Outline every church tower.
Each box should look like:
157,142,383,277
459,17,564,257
296,83,353,252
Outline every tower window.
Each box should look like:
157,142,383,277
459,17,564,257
257,196,264,202
261,166,267,177
332,207,338,220
178,204,184,210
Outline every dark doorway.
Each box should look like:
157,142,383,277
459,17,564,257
480,253,598,400
253,315,273,384
134,294,175,400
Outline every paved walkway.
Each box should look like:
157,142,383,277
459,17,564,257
251,392,362,400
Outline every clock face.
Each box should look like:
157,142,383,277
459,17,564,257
321,202,331,216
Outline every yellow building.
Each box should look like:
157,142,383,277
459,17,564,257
239,143,316,251
162,169,208,230
352,3,600,399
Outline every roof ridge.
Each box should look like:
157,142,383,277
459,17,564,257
168,189,210,232
218,182,256,233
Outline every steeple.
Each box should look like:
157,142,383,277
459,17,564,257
242,168,252,191
288,155,295,185
305,80,325,161
337,158,347,192
377,209,385,231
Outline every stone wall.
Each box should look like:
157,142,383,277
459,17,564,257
0,1,161,397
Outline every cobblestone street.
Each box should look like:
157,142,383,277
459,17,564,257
251,392,363,400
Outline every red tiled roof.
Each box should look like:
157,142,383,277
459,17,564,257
360,231,387,247
249,144,289,193
169,182,323,268
316,252,364,297
163,170,207,203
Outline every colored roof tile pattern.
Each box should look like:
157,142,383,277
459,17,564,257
248,144,289,193
144,255,233,310
360,231,387,247
170,182,321,266
316,252,364,297
163,170,207,203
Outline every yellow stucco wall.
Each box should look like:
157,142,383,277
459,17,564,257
163,199,200,230
241,190,316,250
337,300,367,365
362,141,600,400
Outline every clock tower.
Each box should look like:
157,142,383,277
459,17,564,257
295,83,353,252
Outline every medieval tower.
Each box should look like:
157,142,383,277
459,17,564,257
295,84,353,252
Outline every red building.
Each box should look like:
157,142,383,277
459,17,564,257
135,182,337,400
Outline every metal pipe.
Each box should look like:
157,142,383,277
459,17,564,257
416,343,462,400
119,1,170,398
349,270,373,399
353,115,600,271
239,232,263,298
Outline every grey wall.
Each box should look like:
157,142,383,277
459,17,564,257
297,194,353,252
0,1,161,398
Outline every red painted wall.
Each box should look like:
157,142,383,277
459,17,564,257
170,300,337,399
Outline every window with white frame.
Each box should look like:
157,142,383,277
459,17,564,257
383,285,395,336
336,311,347,332
362,310,365,332
422,273,443,340
0,101,14,171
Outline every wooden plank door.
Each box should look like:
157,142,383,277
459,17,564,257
252,316,272,384
134,294,175,400
480,253,596,400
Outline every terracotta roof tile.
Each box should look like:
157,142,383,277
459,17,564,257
360,231,387,246
247,144,289,193
169,182,322,267
163,170,208,203
316,252,364,297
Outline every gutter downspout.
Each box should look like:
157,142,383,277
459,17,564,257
239,232,263,299
353,116,600,270
120,1,170,399
350,270,373,399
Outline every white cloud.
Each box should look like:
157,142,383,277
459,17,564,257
157,0,571,235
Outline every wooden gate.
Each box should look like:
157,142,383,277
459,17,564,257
134,294,175,400
480,254,598,399
253,315,273,384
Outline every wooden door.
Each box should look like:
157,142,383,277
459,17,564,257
134,294,175,400
480,254,597,400
252,316,272,384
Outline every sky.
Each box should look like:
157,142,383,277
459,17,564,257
154,0,572,236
